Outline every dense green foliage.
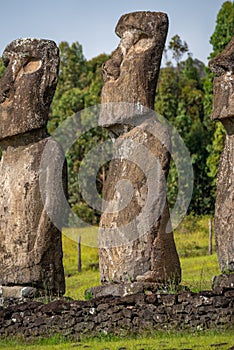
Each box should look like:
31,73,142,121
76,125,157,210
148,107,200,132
156,1,234,214
155,51,212,213
209,0,234,59
0,1,233,221
205,0,234,200
48,43,110,224
48,1,232,221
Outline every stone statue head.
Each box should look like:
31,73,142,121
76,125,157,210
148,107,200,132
0,38,59,140
101,11,168,108
99,11,168,131
209,36,234,121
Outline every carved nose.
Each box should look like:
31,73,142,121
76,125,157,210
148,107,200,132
0,84,11,103
209,37,234,77
0,87,10,103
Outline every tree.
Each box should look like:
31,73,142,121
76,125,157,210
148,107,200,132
209,1,234,59
49,43,109,225
48,42,87,133
156,41,213,214
155,66,179,122
168,34,189,68
56,41,87,93
83,54,110,107
165,35,190,109
205,0,234,206
175,63,214,214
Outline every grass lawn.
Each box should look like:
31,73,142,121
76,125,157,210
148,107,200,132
1,215,232,349
62,230,100,299
180,254,219,291
63,214,220,299
1,330,234,349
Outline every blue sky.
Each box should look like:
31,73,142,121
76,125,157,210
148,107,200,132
0,0,225,65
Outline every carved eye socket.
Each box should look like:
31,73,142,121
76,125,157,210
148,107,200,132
23,58,42,74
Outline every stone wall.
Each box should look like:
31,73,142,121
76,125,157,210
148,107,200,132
0,283,233,339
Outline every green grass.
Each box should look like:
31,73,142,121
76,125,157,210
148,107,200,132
1,330,233,349
1,215,232,349
180,254,219,291
63,214,220,299
62,234,101,299
174,214,220,291
174,214,215,258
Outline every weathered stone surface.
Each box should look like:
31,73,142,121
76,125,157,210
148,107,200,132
100,11,169,134
212,273,234,290
0,39,66,294
88,282,163,298
0,285,233,339
99,118,181,284
98,12,181,285
0,39,59,139
0,286,37,299
209,36,234,273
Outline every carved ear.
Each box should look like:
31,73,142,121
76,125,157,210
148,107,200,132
23,58,42,74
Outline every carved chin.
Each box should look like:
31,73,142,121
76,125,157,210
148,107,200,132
211,77,233,120
212,95,234,120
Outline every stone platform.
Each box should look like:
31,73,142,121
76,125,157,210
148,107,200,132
87,281,182,299
0,274,233,339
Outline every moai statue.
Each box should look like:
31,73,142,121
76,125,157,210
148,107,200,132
98,12,181,287
0,39,66,295
209,36,234,273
